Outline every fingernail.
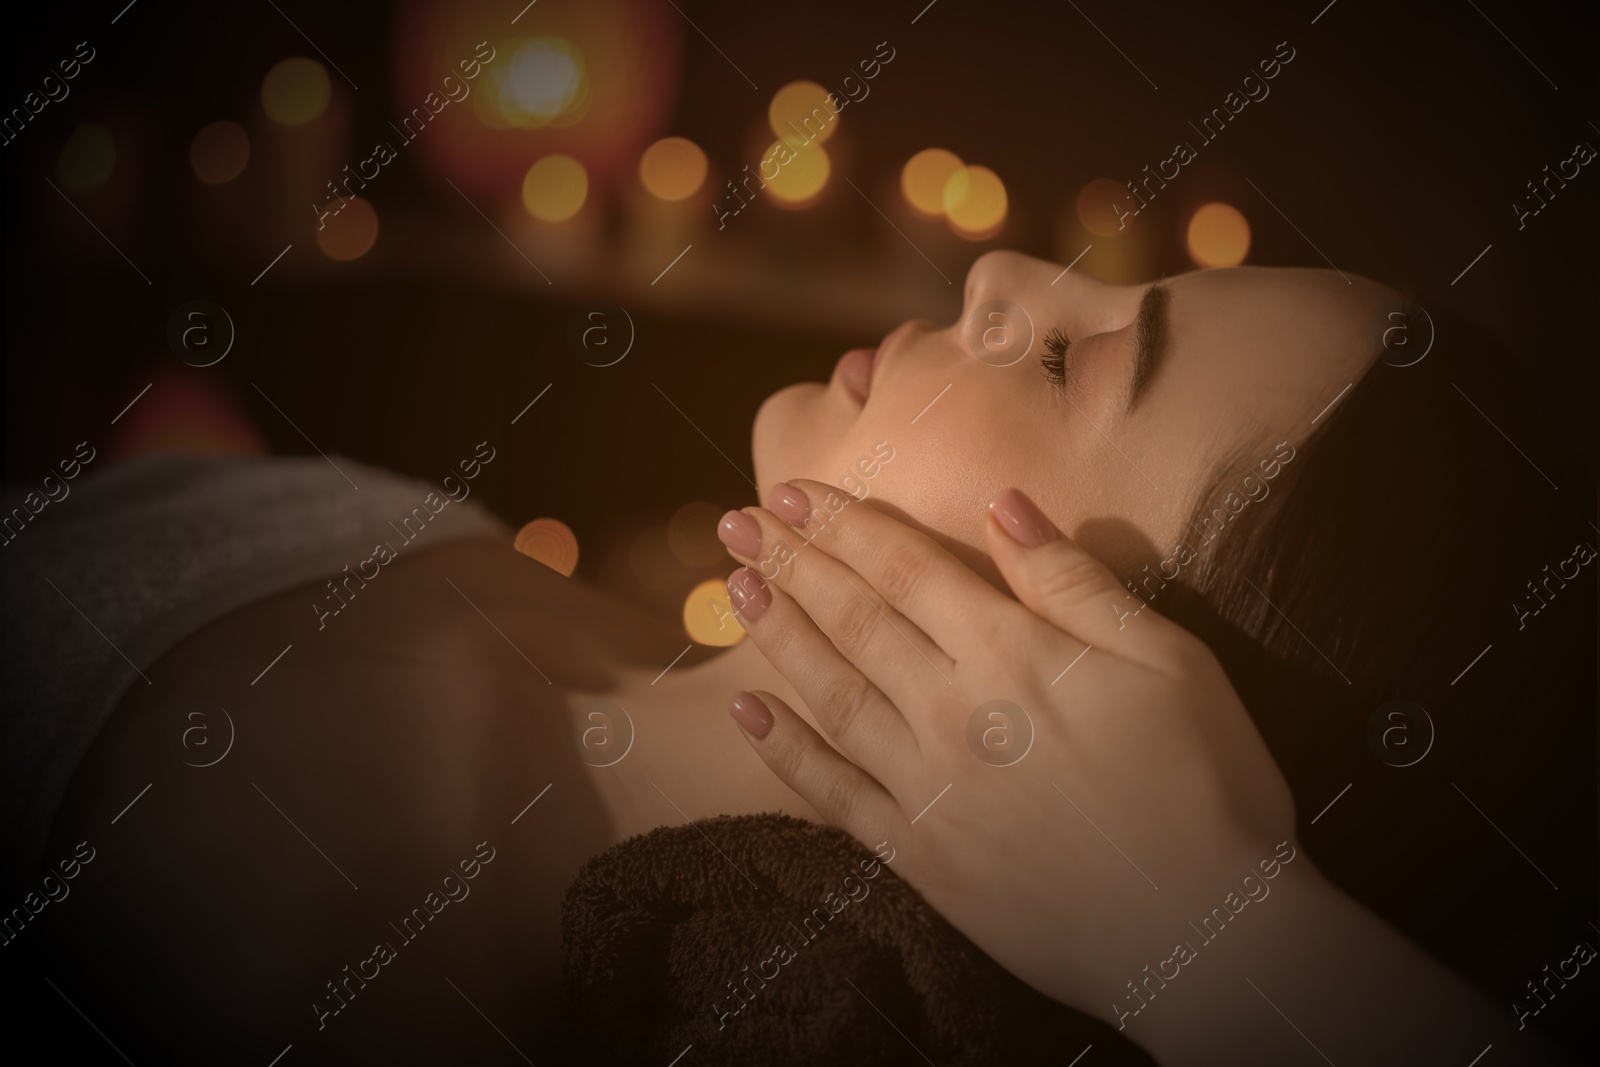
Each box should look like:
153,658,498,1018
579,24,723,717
718,509,763,558
727,567,770,625
767,482,811,526
729,690,774,739
987,488,1057,547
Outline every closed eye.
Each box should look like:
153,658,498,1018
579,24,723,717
1039,281,1169,406
1040,326,1073,389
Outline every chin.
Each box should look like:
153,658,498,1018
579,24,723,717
750,379,841,493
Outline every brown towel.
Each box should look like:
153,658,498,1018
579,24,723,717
561,812,1152,1065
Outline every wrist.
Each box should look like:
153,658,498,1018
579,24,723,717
1076,845,1338,1060
1103,855,1557,1067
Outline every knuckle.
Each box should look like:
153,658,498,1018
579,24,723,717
830,591,881,656
759,610,799,660
768,729,808,783
1035,551,1114,609
873,543,928,608
818,770,863,828
814,671,873,741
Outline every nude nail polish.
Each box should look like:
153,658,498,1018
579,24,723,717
729,690,773,738
987,488,1057,547
726,567,770,624
767,482,811,526
718,510,763,558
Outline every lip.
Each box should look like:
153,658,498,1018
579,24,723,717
833,347,875,404
833,320,920,405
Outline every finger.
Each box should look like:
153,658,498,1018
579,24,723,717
726,567,923,792
984,487,1192,665
720,506,956,702
728,688,911,846
767,478,1030,659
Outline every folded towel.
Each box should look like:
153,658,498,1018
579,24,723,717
561,813,1152,1065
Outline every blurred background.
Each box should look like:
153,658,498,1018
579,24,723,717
3,0,1595,648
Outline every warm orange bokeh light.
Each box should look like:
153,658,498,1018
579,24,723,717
639,136,708,201
1186,202,1251,268
901,148,963,218
522,154,589,222
667,501,726,566
315,197,379,261
514,518,579,576
764,136,830,207
190,122,251,184
768,80,839,145
261,57,331,126
683,578,745,647
1076,178,1135,237
944,164,1007,239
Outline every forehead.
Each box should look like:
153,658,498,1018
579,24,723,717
1162,266,1395,428
1130,267,1397,519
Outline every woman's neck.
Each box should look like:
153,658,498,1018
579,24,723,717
633,638,799,719
566,609,820,845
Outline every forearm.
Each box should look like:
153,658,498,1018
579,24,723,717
1115,860,1576,1066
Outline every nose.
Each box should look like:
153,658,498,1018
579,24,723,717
960,250,1141,345
961,250,1039,318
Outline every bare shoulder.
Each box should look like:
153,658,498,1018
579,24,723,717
35,538,656,1061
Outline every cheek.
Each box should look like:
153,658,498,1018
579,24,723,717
752,362,1066,566
849,394,1039,552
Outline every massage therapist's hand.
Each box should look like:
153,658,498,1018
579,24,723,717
717,483,1561,1066
716,482,1295,1010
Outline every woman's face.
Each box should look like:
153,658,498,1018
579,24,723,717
751,252,1400,573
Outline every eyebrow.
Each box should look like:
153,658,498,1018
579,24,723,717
1127,282,1170,411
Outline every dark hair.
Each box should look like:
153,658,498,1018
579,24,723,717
1187,303,1591,691
1154,303,1595,1051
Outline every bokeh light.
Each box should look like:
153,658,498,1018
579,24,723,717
190,121,251,184
667,501,727,566
1054,210,1156,284
514,518,579,576
483,37,590,130
56,123,116,192
105,369,268,462
763,135,830,207
1186,202,1251,268
260,57,331,126
943,164,1007,238
683,578,745,647
638,136,708,201
628,525,684,593
1076,178,1135,237
901,148,963,218
767,80,838,145
522,154,589,222
315,197,379,261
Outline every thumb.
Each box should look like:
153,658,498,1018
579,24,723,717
983,488,1155,656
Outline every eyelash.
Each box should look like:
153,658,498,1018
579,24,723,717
1040,326,1072,389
